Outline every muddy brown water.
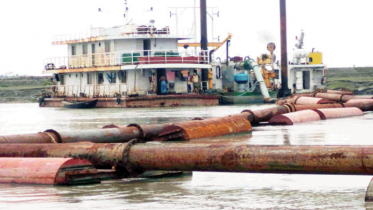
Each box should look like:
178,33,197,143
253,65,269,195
1,103,373,209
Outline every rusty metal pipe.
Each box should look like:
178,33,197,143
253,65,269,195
295,97,330,105
105,123,185,141
58,127,141,143
3,143,373,176
127,144,373,175
173,113,252,140
327,90,354,95
0,127,141,144
313,93,343,102
0,132,60,144
248,106,290,123
0,143,131,170
341,95,373,103
343,101,373,112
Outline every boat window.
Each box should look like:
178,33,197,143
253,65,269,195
118,71,127,84
106,72,116,84
71,45,76,56
60,75,65,85
87,74,93,84
105,42,110,53
98,73,104,84
83,44,88,55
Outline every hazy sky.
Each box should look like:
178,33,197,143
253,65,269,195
1,0,373,75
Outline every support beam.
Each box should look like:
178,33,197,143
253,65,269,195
278,0,291,98
200,0,208,50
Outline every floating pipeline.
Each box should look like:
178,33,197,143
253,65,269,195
268,107,363,125
3,142,373,177
2,101,373,144
0,158,119,185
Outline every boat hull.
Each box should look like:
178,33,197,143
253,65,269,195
62,99,98,109
41,95,220,108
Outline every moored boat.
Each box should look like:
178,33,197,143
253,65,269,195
62,99,98,109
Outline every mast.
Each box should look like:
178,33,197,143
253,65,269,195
124,0,129,24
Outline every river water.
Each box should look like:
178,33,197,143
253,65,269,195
1,103,373,209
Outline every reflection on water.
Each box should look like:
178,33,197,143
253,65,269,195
0,103,373,209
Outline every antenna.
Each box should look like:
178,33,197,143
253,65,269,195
169,6,218,41
207,9,220,42
124,0,129,24
170,10,178,35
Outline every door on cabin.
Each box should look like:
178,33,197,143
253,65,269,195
92,44,96,66
156,69,166,95
303,71,310,90
143,39,151,56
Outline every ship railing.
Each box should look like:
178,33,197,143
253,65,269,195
53,29,104,43
53,26,193,43
46,84,121,98
44,49,210,70
122,25,194,38
95,84,120,97
44,85,81,98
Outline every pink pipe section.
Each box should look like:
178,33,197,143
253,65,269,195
295,97,330,105
269,110,321,125
0,158,97,185
317,108,363,119
313,93,373,103
327,90,354,95
269,108,364,125
346,99,373,104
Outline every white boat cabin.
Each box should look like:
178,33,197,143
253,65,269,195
44,24,223,97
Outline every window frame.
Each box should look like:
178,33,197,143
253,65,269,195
105,42,111,53
71,45,76,56
82,44,88,55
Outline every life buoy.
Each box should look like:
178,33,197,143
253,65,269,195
116,97,121,105
216,65,221,79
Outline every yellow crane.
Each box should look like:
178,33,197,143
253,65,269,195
178,33,233,50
